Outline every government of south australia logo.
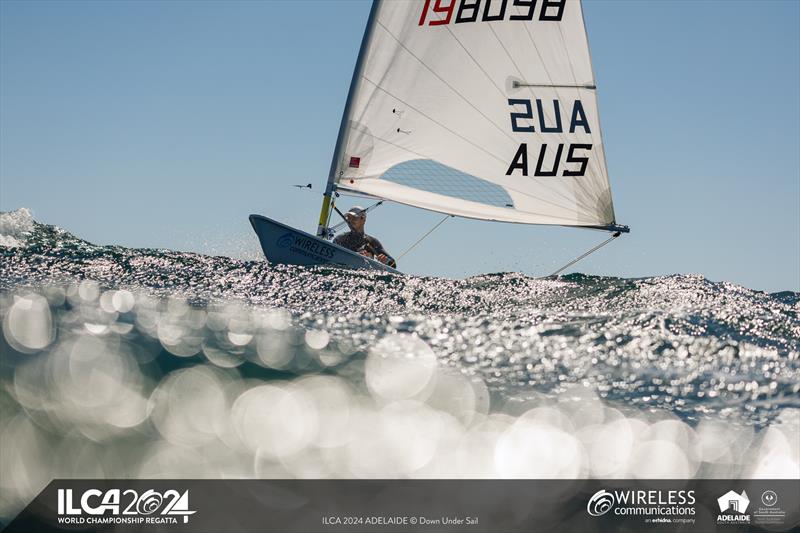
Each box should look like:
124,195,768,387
761,490,777,507
587,490,614,516
717,489,750,524
276,233,295,248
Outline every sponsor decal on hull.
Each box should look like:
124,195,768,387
276,232,336,261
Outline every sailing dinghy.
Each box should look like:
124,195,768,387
250,0,628,273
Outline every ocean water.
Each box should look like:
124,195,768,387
1,208,798,520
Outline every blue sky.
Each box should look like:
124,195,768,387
1,0,798,292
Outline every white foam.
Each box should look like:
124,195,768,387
0,208,35,248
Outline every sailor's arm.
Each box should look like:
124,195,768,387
369,237,396,268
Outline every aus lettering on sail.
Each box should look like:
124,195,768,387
506,98,593,178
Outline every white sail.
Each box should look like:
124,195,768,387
332,0,618,228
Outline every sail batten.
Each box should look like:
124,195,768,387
331,0,620,229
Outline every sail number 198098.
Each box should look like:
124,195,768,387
418,0,566,26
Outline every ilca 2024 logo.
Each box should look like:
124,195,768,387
57,488,196,526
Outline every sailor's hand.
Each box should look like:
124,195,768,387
359,250,372,258
376,253,388,264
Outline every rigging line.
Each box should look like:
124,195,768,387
396,214,452,261
375,21,518,146
547,231,621,277
362,133,591,218
329,201,384,232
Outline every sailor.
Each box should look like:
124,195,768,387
334,206,396,267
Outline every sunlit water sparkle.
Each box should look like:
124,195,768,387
1,208,798,522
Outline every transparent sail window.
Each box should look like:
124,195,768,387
380,159,514,209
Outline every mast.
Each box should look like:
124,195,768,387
316,0,381,238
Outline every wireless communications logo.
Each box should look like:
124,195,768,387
276,233,295,248
57,488,196,526
587,490,615,516
586,488,696,523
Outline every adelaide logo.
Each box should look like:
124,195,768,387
717,489,750,524
587,490,615,516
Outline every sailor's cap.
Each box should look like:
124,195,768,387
346,206,366,217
